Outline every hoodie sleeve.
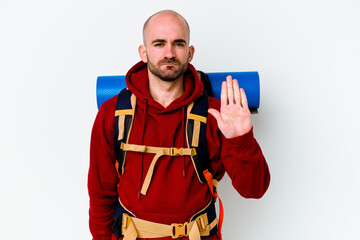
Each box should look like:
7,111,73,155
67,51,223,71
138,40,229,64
88,98,119,239
207,98,270,198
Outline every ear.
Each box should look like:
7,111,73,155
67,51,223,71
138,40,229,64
138,45,147,63
187,45,195,63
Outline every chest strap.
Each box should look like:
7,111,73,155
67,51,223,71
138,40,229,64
120,143,196,195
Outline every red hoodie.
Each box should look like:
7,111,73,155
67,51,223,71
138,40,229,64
88,61,270,240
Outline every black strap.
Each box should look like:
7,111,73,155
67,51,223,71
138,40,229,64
187,90,210,183
114,88,134,175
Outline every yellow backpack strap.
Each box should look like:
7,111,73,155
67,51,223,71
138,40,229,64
115,109,133,141
187,113,207,147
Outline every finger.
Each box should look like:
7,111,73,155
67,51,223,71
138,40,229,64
226,75,234,105
233,79,241,106
208,108,224,125
220,81,227,108
240,88,249,109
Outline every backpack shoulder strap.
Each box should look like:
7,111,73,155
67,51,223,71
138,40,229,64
197,71,214,98
114,88,136,175
114,88,209,183
186,90,210,183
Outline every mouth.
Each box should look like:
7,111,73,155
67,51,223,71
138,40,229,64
161,62,176,66
160,59,178,66
160,63,178,70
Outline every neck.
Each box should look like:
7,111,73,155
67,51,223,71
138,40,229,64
148,71,185,108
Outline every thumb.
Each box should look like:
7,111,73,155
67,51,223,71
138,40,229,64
208,108,223,124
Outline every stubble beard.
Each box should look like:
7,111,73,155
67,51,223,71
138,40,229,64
147,58,188,82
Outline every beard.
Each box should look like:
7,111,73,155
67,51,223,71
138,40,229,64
147,57,188,82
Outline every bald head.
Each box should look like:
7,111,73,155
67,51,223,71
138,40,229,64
142,10,190,45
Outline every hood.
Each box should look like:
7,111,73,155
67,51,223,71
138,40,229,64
125,61,204,113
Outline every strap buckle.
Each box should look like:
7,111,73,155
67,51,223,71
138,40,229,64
195,213,209,231
170,148,197,156
122,213,131,230
171,222,188,239
191,148,197,156
171,148,183,156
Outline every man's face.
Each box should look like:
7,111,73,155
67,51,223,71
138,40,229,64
139,14,194,82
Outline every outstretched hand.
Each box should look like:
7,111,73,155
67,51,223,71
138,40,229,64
208,75,252,138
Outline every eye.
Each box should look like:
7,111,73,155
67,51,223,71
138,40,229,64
175,43,185,47
154,43,164,47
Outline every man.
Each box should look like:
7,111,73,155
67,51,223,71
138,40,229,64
88,10,270,240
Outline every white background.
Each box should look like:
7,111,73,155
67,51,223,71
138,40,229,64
1,0,359,239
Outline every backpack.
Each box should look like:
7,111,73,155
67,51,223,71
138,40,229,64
112,72,225,239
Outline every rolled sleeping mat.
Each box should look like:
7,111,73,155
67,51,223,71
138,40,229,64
96,72,260,111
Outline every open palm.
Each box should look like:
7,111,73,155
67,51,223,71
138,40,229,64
208,75,252,138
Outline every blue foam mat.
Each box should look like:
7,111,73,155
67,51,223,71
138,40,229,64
97,72,260,110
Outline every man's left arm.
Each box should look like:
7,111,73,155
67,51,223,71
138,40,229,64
208,75,270,198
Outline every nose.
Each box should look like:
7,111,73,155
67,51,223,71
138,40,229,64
164,44,175,59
